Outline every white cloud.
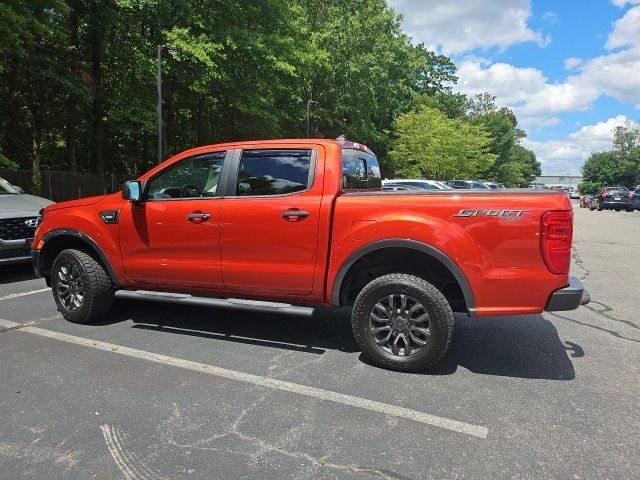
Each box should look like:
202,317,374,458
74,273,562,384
389,0,547,54
564,57,583,70
392,0,640,114
523,116,638,174
611,0,640,7
569,115,636,142
572,48,640,108
542,11,560,25
455,60,600,127
606,6,640,49
518,116,561,128
457,39,640,126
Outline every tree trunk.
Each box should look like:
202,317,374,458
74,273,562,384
31,134,41,195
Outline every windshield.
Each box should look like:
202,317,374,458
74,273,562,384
0,177,19,194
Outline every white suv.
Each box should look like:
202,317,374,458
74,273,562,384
0,177,54,265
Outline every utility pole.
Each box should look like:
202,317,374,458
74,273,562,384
156,45,163,164
306,97,316,138
157,44,177,164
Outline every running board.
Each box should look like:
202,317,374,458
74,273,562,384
114,290,314,316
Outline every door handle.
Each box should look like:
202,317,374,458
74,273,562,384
281,209,310,221
186,212,211,224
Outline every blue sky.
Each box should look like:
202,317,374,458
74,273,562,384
388,0,640,174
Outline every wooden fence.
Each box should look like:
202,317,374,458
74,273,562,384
0,169,132,202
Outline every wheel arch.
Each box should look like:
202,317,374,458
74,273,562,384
331,239,476,315
39,229,120,287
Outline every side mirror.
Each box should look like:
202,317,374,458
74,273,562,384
14,185,24,194
122,180,142,202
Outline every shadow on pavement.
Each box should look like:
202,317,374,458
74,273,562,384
100,301,578,380
426,314,578,380
0,263,38,284
100,300,359,354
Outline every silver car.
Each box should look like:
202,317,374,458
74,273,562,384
0,177,54,265
382,179,453,190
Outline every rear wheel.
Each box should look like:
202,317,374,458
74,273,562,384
626,208,633,212
351,273,454,372
51,249,114,324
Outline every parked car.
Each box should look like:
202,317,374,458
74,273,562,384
482,182,506,190
592,186,633,211
579,194,593,208
382,179,452,190
382,185,421,192
568,187,580,199
631,187,640,211
446,180,491,189
1,176,54,265
32,139,587,372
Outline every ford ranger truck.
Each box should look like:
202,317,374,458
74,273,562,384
31,139,589,372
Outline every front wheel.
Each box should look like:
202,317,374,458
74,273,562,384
51,249,114,324
351,273,454,372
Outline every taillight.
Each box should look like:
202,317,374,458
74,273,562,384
541,211,573,275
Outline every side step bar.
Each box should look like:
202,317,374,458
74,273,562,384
114,290,314,317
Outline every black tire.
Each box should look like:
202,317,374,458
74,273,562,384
588,203,594,211
51,249,114,324
626,208,633,212
351,273,454,372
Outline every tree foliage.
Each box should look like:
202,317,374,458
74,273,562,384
465,93,540,186
388,106,496,180
580,122,640,192
0,0,537,192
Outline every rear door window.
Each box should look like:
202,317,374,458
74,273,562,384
236,149,312,196
342,149,382,190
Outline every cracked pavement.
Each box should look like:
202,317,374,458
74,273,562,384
0,201,638,479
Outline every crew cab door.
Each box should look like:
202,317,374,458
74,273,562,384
119,150,231,288
219,147,322,295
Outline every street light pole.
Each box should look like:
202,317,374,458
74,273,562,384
306,97,316,138
156,45,163,164
157,44,178,164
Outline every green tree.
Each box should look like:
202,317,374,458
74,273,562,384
506,144,541,187
581,151,625,187
388,106,496,180
416,92,467,119
0,0,72,192
612,121,640,187
297,0,457,155
466,93,538,186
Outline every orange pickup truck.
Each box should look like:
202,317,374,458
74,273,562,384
32,139,589,371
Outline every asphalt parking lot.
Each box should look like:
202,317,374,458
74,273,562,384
1,202,638,480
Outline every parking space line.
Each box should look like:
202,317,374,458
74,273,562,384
0,319,489,439
0,288,50,302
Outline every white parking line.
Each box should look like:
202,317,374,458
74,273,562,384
0,288,50,302
0,319,489,439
